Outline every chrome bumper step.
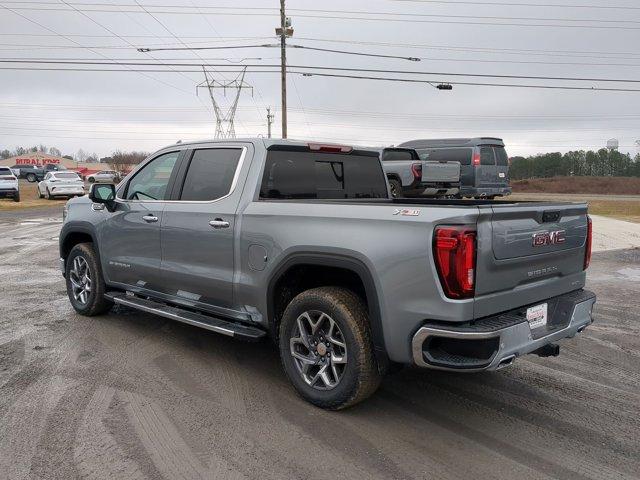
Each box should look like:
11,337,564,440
105,292,266,341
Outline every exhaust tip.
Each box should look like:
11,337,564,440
497,355,515,369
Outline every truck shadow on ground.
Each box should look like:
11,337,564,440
108,302,638,477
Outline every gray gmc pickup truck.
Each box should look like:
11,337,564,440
59,139,595,409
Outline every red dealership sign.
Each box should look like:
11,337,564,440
15,157,61,166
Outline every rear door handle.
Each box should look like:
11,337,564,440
209,219,230,229
142,214,158,223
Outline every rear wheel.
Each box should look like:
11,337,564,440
88,177,95,183
65,243,113,316
279,287,381,410
13,191,20,202
388,178,402,198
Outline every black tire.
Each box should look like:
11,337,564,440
88,177,95,183
388,178,402,198
38,188,44,199
45,188,53,200
279,287,382,410
13,191,20,202
26,173,36,183
65,243,113,316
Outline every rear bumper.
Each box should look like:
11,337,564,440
460,186,512,197
411,289,596,371
0,188,19,198
50,187,85,196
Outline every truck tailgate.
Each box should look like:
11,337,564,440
474,202,589,318
422,161,460,183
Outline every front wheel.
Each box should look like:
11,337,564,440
65,243,113,316
45,188,52,200
88,177,95,183
26,173,36,183
279,287,382,410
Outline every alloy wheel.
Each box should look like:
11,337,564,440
69,256,92,305
289,310,348,390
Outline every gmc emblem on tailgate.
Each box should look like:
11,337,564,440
532,230,566,247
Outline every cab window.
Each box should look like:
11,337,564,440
124,151,180,201
179,148,242,201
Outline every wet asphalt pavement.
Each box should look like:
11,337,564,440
0,209,639,480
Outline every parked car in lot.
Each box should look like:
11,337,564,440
60,138,595,409
398,137,512,199
0,166,20,202
380,147,460,198
86,170,120,184
11,163,67,182
38,171,85,199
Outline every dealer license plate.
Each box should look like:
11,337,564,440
526,303,548,329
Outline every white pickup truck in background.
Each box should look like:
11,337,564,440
380,147,460,197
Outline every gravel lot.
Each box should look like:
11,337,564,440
0,210,639,480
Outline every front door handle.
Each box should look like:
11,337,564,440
142,214,158,223
209,218,230,229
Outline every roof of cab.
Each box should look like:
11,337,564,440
398,137,505,148
160,138,380,152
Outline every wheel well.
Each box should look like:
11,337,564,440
270,264,367,338
386,173,401,183
61,232,93,260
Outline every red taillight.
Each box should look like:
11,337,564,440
472,151,481,166
308,143,353,153
410,162,422,179
434,226,477,299
584,215,592,270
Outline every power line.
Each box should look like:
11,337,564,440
0,3,194,95
387,0,640,10
4,5,640,30
295,36,640,60
2,65,640,92
290,71,640,92
139,42,422,61
7,1,640,11
4,59,640,84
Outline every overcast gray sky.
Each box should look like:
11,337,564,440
1,0,640,158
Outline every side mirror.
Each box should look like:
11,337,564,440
89,183,116,208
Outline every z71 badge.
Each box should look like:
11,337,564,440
393,208,420,216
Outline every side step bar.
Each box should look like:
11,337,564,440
105,292,266,341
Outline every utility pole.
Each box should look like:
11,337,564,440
266,107,274,138
276,0,293,138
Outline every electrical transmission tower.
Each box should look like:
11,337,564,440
197,67,253,139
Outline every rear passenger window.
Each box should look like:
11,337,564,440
418,148,472,165
480,147,495,166
315,161,344,192
180,148,241,201
260,150,387,200
494,147,509,166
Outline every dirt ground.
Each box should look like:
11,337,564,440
0,180,71,212
0,210,639,480
512,176,640,196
